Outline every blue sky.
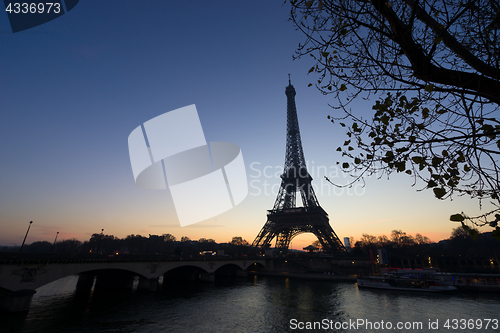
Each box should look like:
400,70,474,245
0,1,487,249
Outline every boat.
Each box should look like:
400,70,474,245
371,268,500,292
431,272,500,291
357,268,457,292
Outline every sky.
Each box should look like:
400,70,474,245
0,1,490,250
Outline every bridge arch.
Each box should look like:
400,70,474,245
247,262,266,272
162,265,210,283
214,263,247,278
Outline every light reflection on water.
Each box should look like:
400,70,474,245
1,275,500,333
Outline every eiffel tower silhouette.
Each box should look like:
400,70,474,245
252,76,345,254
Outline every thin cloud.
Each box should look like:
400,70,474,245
347,215,417,227
149,224,224,228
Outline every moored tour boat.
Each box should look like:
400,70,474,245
357,275,457,292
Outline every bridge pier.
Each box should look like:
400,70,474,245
76,273,95,292
94,272,135,290
199,272,215,282
0,289,36,312
137,277,158,292
235,270,247,278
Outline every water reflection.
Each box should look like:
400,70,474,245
2,275,500,332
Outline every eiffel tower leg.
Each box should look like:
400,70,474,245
252,219,276,249
275,230,293,251
312,225,345,253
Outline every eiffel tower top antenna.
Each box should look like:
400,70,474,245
288,73,291,85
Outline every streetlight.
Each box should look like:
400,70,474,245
97,229,104,254
51,232,59,252
146,234,151,253
19,221,33,253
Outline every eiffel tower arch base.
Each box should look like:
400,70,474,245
252,207,345,254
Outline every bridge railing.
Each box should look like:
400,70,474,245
0,253,265,264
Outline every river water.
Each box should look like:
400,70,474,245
2,275,500,333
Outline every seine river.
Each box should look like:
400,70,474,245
2,275,500,333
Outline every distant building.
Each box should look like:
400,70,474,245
344,237,351,252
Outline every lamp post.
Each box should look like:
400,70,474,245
51,232,59,252
146,234,151,253
19,221,33,253
97,229,104,254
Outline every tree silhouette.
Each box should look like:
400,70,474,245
230,236,249,246
289,0,500,232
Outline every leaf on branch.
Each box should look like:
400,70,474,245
340,83,347,91
396,161,406,172
411,156,422,164
380,115,390,125
428,180,438,188
342,162,349,169
450,214,465,222
354,157,361,164
308,66,315,74
433,37,443,44
424,84,434,92
422,108,429,119
336,147,342,152
308,83,312,87
433,187,446,199
432,156,444,167
482,124,494,134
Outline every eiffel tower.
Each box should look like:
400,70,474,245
252,76,345,254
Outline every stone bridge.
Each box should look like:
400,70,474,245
0,256,267,312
